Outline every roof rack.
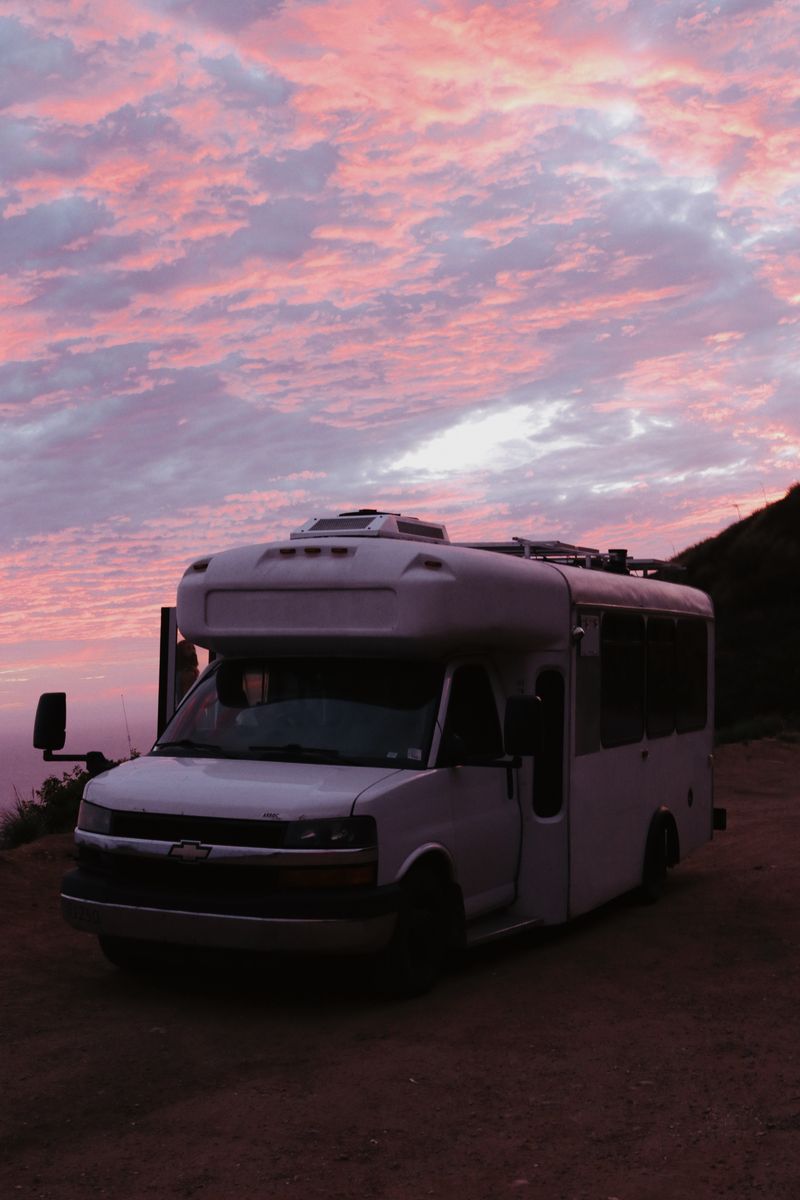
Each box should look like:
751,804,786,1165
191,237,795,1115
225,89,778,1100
461,539,680,578
287,510,679,577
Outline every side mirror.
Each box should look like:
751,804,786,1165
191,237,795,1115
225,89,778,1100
33,692,113,775
33,693,67,751
504,695,542,757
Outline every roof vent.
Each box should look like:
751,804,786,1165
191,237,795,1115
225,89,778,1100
291,509,450,544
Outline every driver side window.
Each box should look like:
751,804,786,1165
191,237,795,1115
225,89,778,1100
441,665,503,760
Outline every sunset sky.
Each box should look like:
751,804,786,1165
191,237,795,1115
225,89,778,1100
2,0,799,799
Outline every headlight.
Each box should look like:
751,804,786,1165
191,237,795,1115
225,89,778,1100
77,799,113,835
284,816,376,850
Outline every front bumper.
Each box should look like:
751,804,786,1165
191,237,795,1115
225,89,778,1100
61,866,400,956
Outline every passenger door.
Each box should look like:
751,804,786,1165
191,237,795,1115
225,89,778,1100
437,664,522,919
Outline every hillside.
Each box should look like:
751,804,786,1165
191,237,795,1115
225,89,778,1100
675,483,800,733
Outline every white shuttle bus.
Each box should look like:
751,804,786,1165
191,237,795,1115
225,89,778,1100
38,510,724,994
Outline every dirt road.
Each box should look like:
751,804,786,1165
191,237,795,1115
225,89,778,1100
1,740,799,1200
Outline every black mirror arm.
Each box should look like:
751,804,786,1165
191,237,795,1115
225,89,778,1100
86,751,115,777
42,749,114,777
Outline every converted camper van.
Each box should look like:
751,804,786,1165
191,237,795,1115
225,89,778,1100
36,510,724,994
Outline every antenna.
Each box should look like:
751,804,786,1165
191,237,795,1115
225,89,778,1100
120,694,133,759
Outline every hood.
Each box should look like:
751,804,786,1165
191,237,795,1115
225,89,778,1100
84,754,401,822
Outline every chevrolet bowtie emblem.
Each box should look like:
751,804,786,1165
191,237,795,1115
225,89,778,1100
168,840,212,862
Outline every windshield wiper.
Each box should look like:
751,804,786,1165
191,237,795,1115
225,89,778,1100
153,739,231,757
248,743,346,762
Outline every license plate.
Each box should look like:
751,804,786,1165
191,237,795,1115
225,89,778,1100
64,899,102,927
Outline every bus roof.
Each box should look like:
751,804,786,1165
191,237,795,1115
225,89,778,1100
177,520,712,656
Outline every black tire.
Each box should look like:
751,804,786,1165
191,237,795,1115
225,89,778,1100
640,819,669,904
372,864,456,998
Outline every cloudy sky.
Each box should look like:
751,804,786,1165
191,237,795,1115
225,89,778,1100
2,0,799,792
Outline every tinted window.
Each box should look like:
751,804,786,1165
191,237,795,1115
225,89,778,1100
601,613,645,747
646,618,676,738
675,619,708,732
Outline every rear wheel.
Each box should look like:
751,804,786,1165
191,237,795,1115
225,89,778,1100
372,864,457,998
640,819,669,903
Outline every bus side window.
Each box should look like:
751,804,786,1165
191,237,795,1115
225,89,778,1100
533,670,564,817
440,665,503,761
675,619,708,731
646,617,676,738
601,613,645,747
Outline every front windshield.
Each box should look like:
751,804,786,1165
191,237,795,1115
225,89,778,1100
153,657,444,768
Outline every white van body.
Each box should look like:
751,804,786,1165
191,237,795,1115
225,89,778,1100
61,511,716,985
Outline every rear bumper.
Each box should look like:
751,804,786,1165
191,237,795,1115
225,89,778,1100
61,867,399,956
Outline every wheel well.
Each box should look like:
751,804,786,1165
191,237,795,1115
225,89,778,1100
400,851,465,946
399,848,455,886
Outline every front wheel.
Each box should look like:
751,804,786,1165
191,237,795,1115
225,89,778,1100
98,934,165,971
371,864,457,998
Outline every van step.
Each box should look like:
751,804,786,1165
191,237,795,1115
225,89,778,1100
465,915,544,948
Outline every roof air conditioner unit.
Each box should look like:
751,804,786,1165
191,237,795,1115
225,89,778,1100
291,509,450,543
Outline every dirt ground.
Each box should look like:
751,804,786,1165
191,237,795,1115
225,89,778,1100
1,740,799,1200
